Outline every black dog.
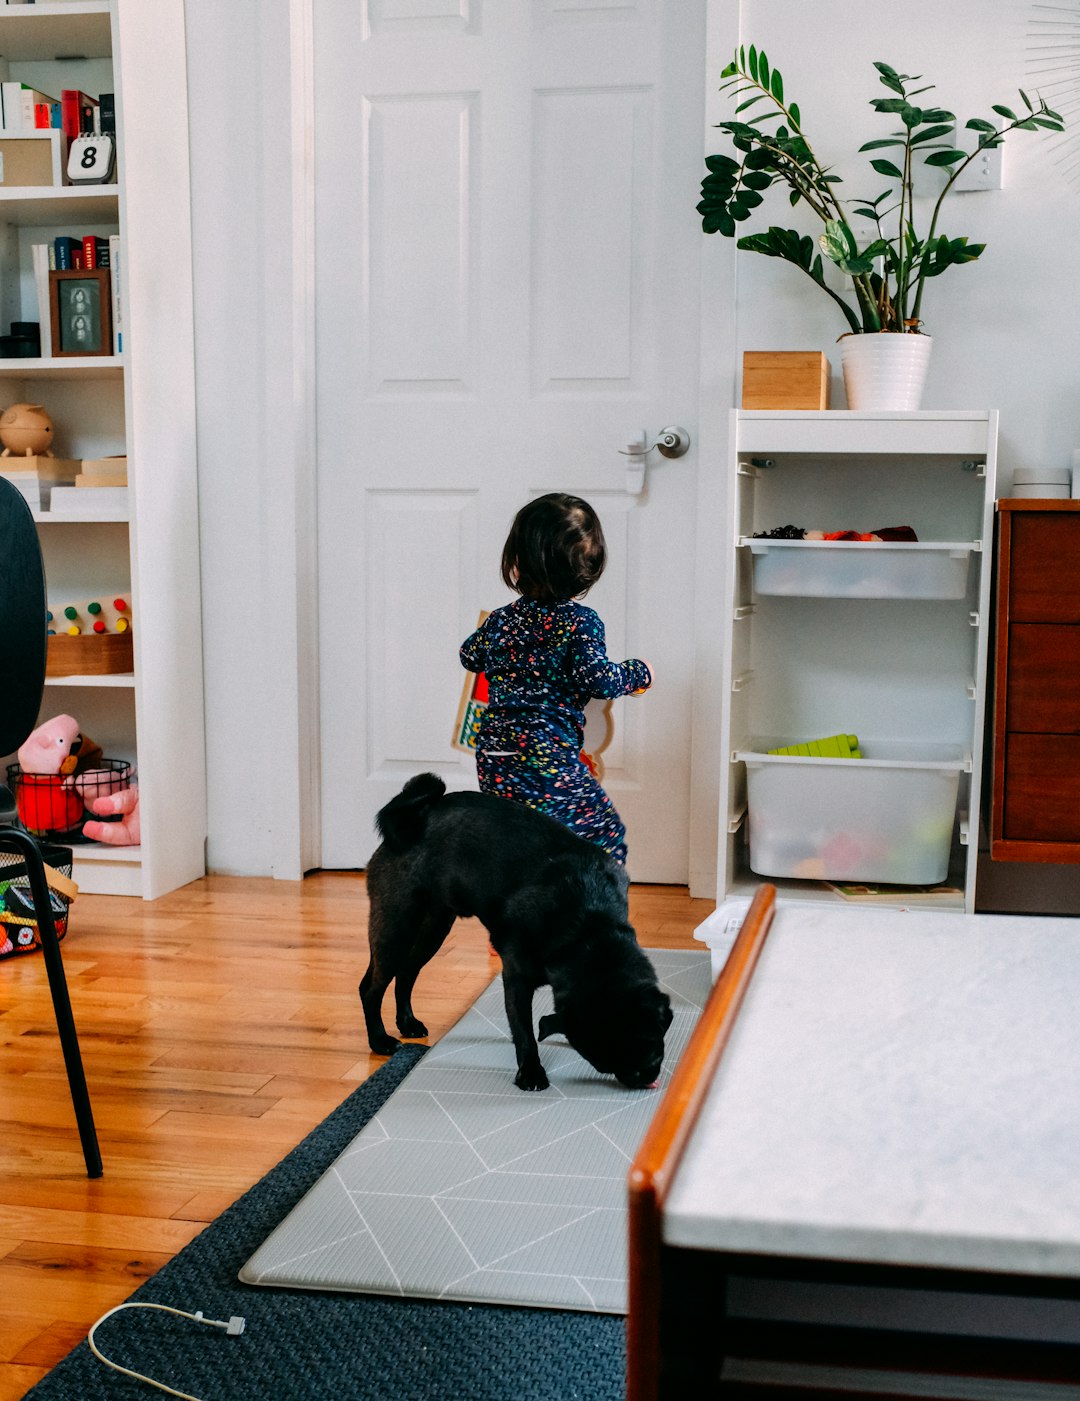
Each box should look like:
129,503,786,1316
359,773,673,1091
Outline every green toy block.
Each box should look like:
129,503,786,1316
767,732,862,759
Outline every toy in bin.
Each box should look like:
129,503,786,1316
10,714,134,841
0,844,78,961
768,732,862,758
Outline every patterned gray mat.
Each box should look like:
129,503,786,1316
240,948,710,1314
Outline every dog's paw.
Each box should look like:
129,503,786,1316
514,1063,550,1092
368,1033,401,1056
537,1013,561,1042
398,1016,428,1039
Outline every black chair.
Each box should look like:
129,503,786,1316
0,475,101,1177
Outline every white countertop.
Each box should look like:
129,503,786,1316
664,903,1080,1277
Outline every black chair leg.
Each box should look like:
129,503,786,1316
4,828,102,1178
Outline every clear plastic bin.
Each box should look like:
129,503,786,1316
745,539,974,599
736,742,966,885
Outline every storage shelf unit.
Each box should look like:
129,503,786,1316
0,0,204,898
716,410,998,914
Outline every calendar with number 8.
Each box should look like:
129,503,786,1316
66,133,115,186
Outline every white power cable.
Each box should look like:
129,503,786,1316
87,1300,246,1400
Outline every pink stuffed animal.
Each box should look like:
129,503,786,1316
17,714,81,775
83,787,140,846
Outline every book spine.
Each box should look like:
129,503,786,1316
94,236,109,268
1,82,26,132
98,93,115,136
54,235,79,270
108,234,121,355
34,101,51,129
31,243,52,358
59,90,82,141
82,235,96,269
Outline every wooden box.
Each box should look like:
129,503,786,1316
47,631,133,678
742,351,830,410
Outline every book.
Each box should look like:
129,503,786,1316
825,880,965,905
54,234,80,269
94,236,109,267
30,243,52,356
82,234,96,269
108,233,121,354
75,472,127,488
59,90,97,141
48,485,128,516
1,83,57,132
80,455,127,478
98,92,115,136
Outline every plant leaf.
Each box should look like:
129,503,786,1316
742,170,773,189
735,94,770,113
909,124,955,146
859,138,906,150
869,157,904,179
758,51,770,92
923,148,966,166
1019,88,1034,111
991,104,1017,121
771,68,784,104
789,101,801,128
747,44,758,83
965,117,996,132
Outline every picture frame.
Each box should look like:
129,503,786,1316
48,268,112,358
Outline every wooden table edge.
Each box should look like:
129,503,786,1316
626,882,777,1401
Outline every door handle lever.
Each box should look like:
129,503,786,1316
617,426,691,494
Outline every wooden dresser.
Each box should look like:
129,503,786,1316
991,500,1080,862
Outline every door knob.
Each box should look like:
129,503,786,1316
618,426,691,494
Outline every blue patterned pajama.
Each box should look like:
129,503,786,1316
460,598,650,864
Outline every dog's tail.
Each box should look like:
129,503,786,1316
375,771,446,853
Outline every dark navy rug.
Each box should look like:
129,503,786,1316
25,1046,625,1401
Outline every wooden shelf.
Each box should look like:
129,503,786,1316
0,356,122,379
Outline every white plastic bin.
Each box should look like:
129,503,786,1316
736,742,966,885
745,539,974,599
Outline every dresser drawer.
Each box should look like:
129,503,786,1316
1006,624,1080,733
1003,735,1080,843
1009,513,1080,623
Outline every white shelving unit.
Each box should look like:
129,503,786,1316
0,0,204,898
715,410,998,916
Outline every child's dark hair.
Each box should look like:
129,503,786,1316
501,493,607,603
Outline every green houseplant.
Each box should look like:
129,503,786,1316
698,49,1064,405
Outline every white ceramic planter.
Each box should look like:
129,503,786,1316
840,332,933,411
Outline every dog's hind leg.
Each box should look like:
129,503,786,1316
538,1013,562,1041
393,906,454,1040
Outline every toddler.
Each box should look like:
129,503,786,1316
460,492,651,864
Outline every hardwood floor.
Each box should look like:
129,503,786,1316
0,871,713,1398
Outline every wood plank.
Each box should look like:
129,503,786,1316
0,869,709,1393
627,883,774,1401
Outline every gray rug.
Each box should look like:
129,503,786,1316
240,949,710,1314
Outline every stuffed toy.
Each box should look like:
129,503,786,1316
82,787,140,846
17,714,81,775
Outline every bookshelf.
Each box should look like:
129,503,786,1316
0,0,204,898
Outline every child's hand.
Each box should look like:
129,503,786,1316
632,660,653,694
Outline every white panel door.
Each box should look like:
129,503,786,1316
314,0,707,882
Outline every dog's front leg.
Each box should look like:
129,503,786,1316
501,973,548,1091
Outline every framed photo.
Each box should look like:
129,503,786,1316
48,269,112,358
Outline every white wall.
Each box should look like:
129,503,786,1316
182,0,1080,892
725,0,1080,483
